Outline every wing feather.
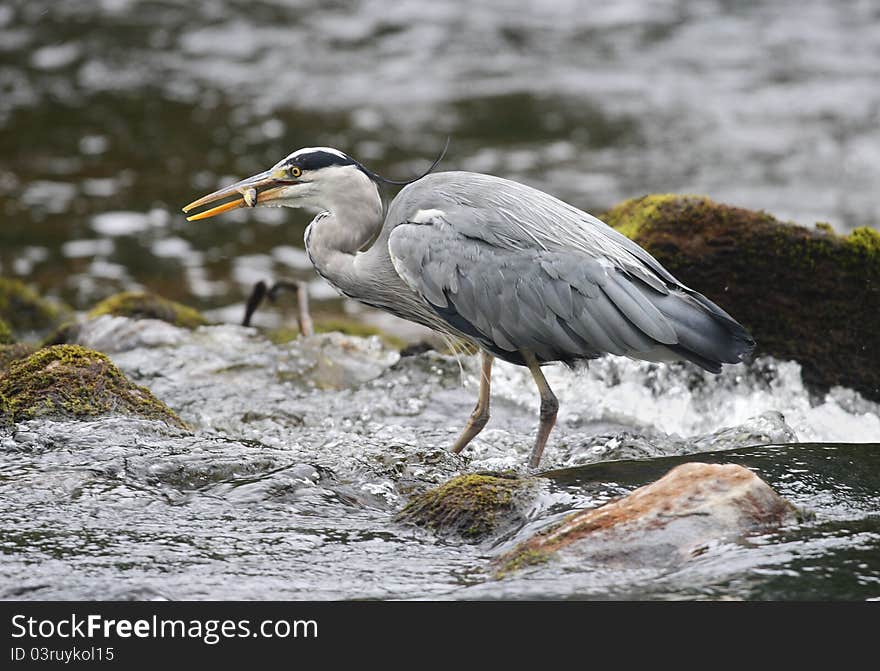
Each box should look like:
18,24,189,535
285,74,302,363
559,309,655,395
388,215,674,362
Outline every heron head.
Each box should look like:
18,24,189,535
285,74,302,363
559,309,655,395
182,147,379,221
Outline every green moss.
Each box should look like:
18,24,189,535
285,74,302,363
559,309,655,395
848,227,880,256
494,547,552,578
265,326,301,345
266,317,406,349
605,193,682,240
603,194,880,401
0,278,71,339
0,319,12,345
88,291,208,329
396,473,535,541
0,344,186,427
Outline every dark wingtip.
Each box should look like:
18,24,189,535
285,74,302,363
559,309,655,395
727,322,757,362
686,289,757,362
737,334,757,362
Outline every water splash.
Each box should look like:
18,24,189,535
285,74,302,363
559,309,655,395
490,355,880,445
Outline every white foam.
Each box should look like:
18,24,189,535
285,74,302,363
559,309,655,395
490,356,880,444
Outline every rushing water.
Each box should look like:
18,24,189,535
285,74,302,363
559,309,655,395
1,319,878,600
1,0,878,315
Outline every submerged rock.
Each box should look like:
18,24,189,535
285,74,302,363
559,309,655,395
0,344,186,428
497,462,798,574
396,473,539,541
0,277,71,339
88,291,208,329
603,195,880,401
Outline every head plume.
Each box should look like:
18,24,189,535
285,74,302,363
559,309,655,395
357,137,450,187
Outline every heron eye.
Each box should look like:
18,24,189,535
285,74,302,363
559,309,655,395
289,166,302,178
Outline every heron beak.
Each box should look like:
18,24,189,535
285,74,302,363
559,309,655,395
182,168,289,221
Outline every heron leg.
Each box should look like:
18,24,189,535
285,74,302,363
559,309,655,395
451,351,494,454
291,282,313,337
522,351,558,469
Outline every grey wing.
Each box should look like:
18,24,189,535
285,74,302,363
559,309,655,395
388,212,668,364
387,206,753,371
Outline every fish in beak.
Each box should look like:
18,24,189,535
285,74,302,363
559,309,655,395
182,168,291,221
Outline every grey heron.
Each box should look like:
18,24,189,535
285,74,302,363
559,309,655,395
183,147,755,467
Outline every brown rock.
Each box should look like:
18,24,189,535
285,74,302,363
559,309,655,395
497,462,798,574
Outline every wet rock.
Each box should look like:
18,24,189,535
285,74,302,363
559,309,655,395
88,291,208,329
74,314,188,354
287,332,402,390
397,473,540,541
603,195,880,401
0,277,71,339
83,324,401,435
496,462,798,574
0,344,186,428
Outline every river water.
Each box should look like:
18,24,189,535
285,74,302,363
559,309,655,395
1,320,879,600
1,1,879,600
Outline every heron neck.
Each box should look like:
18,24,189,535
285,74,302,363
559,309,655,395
303,195,384,297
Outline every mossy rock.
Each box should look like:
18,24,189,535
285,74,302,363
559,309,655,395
603,194,880,400
88,291,208,329
396,473,538,542
0,277,71,339
0,319,12,345
0,344,186,427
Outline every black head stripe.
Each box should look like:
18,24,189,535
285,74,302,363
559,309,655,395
288,150,356,172
286,140,449,187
